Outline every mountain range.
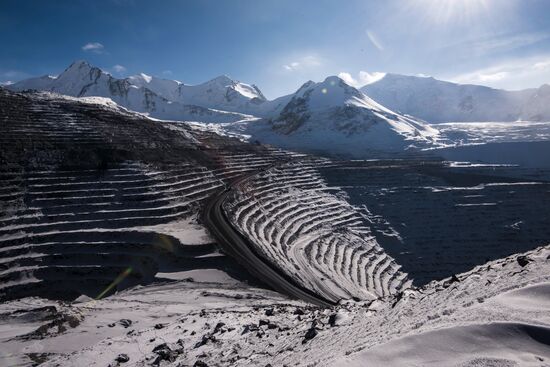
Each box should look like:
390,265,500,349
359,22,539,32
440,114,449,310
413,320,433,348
6,60,550,156
6,61,436,155
7,61,253,123
10,61,550,125
362,74,550,123
237,76,439,156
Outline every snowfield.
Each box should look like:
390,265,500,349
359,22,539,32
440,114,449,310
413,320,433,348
434,121,550,146
2,245,549,366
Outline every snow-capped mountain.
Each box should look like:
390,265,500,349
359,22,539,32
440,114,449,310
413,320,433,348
15,60,550,134
522,84,550,122
7,61,251,123
7,60,300,121
175,75,268,114
362,74,550,123
126,72,269,115
8,74,58,91
234,76,439,157
126,72,182,102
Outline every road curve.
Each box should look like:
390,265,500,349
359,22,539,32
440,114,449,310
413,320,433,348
202,170,336,308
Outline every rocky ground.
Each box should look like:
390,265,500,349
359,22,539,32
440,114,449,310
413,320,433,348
1,244,548,366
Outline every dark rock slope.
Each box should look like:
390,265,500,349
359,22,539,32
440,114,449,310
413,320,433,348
0,88,288,301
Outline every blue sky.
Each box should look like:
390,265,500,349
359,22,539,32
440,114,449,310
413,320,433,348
1,0,550,98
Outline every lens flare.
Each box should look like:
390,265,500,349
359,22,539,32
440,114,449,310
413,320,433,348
95,267,133,300
155,233,175,253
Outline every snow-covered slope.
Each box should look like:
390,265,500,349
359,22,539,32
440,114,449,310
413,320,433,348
7,61,250,123
522,83,550,121
362,73,550,123
174,75,268,114
7,74,57,91
234,76,439,157
126,73,284,116
3,243,549,367
128,73,270,115
126,72,182,101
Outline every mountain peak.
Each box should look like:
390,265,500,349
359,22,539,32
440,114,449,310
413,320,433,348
70,59,90,67
535,83,550,97
291,75,368,110
138,73,152,83
322,75,345,85
268,75,438,153
295,80,315,93
207,75,235,85
66,60,93,72
380,73,421,81
177,74,267,111
361,72,550,123
57,60,100,82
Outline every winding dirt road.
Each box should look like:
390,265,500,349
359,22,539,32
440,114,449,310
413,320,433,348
202,170,335,308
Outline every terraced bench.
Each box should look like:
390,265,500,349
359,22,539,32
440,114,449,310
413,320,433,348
0,89,292,301
223,160,411,301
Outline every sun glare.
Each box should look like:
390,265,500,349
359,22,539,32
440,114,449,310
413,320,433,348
413,0,490,25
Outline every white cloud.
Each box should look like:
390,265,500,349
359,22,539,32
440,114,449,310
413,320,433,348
366,30,384,51
112,64,126,73
338,72,357,86
477,71,509,82
338,71,386,87
450,55,550,89
534,60,550,70
359,71,386,85
0,80,14,86
282,56,321,72
283,62,300,71
82,42,105,53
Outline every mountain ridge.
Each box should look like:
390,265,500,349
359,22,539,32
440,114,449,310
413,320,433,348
229,75,439,157
362,73,550,123
7,60,252,123
9,60,550,126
